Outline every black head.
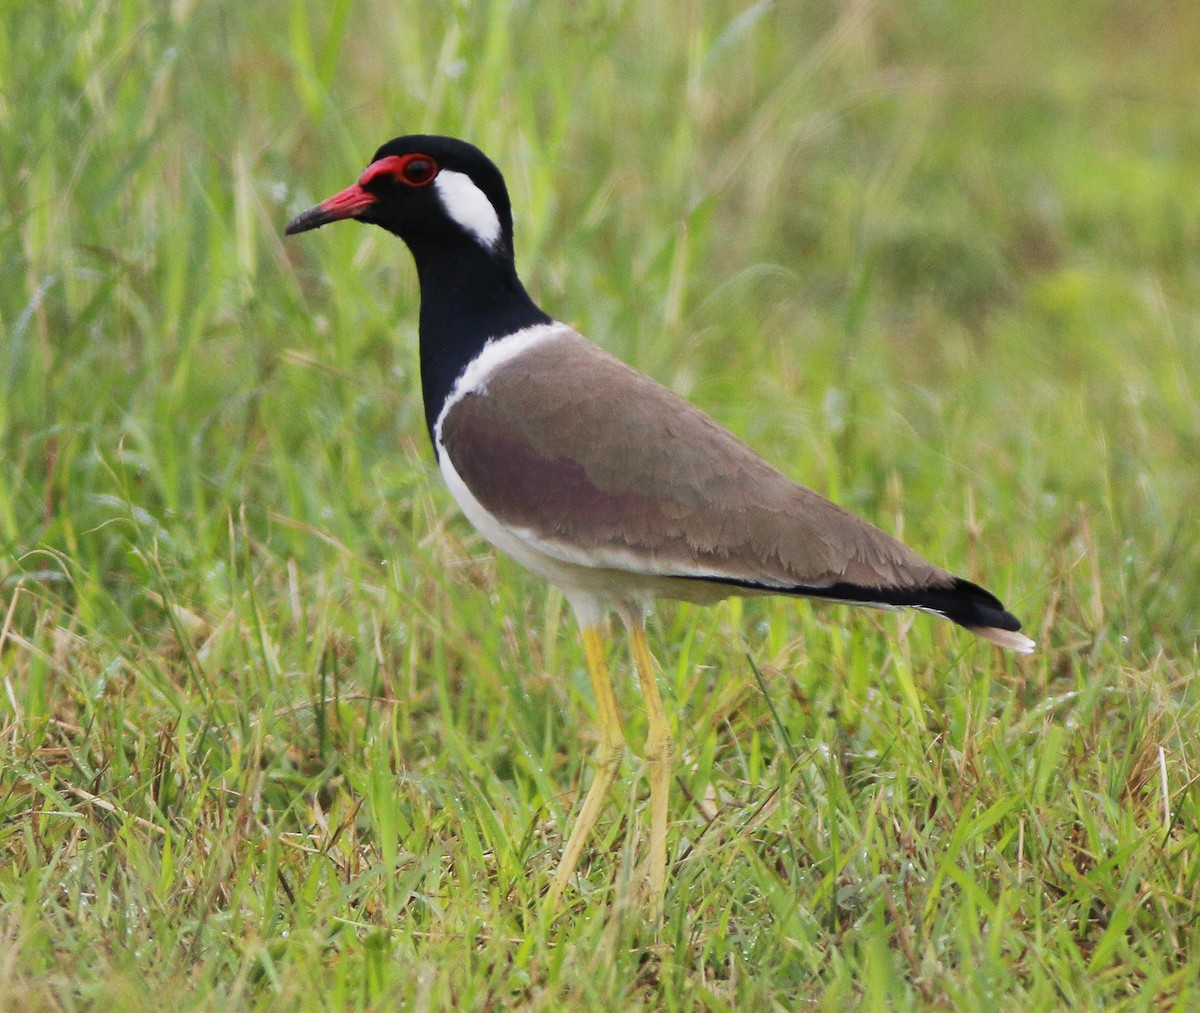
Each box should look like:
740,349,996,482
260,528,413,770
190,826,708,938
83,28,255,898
286,135,551,442
285,135,514,256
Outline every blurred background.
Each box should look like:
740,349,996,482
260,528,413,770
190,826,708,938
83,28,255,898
2,0,1199,1007
5,1,1197,636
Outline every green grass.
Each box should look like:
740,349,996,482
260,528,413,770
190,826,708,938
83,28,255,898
3,0,1199,1008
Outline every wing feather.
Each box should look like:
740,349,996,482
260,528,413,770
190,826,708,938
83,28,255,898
439,330,952,594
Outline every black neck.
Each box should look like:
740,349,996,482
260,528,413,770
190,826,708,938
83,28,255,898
406,236,551,450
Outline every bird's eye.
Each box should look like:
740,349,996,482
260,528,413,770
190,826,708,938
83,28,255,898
399,155,437,186
359,153,440,189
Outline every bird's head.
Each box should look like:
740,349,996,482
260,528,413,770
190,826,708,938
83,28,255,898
285,135,513,256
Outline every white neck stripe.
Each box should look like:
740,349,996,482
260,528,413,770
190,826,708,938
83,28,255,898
433,323,568,447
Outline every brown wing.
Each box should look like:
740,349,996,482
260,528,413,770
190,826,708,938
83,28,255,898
439,329,953,594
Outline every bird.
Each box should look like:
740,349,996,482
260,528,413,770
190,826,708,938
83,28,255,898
285,134,1034,918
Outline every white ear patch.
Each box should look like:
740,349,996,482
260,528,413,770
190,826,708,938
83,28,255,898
434,170,503,249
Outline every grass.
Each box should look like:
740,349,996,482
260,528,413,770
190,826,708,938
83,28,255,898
2,0,1199,1008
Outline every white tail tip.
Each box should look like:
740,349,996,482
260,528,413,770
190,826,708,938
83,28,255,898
971,627,1037,654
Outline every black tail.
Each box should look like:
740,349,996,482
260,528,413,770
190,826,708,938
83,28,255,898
812,576,1022,632
682,574,1034,652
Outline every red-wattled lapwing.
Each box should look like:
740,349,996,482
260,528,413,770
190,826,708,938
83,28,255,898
285,135,1034,917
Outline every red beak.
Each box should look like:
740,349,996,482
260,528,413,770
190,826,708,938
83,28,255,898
285,183,377,235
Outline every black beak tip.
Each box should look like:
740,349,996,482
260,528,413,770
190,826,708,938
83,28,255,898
284,206,326,236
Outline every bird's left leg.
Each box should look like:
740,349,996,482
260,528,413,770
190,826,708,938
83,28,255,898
619,605,675,921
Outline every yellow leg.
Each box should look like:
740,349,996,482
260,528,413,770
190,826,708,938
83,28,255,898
626,620,675,921
548,625,627,909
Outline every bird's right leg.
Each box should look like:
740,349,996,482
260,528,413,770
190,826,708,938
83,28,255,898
547,624,627,908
